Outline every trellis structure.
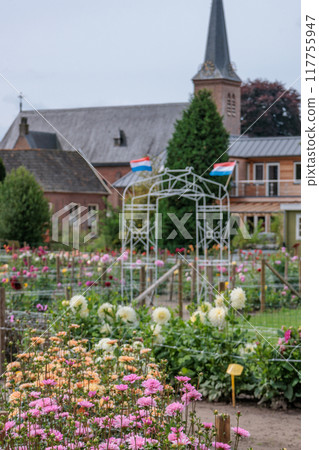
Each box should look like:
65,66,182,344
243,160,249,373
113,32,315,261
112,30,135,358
120,167,230,301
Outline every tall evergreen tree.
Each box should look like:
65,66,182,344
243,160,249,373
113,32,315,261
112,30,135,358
161,90,229,249
0,158,5,183
0,166,50,245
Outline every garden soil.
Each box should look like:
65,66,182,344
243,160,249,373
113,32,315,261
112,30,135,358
197,401,300,449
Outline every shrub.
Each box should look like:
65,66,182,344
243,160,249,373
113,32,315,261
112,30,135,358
0,166,50,246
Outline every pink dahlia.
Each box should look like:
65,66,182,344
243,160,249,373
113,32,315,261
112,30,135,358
231,426,250,438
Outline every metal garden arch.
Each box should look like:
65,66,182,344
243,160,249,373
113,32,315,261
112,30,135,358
120,167,230,302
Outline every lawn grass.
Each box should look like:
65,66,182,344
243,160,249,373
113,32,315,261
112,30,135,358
248,307,301,329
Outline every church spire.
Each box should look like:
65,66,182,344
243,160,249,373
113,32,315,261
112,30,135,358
193,0,240,82
192,0,241,135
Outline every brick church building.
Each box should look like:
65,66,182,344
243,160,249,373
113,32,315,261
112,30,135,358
0,0,301,250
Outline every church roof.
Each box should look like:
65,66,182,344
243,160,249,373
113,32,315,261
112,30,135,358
0,103,187,165
0,149,109,194
193,0,241,83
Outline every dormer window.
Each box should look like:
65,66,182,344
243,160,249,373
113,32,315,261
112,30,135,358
113,129,127,147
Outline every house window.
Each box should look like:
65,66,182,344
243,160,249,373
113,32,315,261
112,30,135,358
254,163,264,183
246,163,250,181
294,162,301,183
296,213,301,240
69,204,79,224
88,204,99,228
257,216,266,232
245,216,254,234
227,94,232,116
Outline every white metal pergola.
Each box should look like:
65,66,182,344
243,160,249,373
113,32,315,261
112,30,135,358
120,167,231,301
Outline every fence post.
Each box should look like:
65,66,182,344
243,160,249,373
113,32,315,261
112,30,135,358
215,414,230,443
260,258,266,312
56,256,61,284
191,258,197,300
139,265,146,305
0,288,5,376
178,261,183,318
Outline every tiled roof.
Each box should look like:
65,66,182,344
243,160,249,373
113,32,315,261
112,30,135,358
25,131,61,149
228,136,301,158
0,103,187,164
0,149,108,194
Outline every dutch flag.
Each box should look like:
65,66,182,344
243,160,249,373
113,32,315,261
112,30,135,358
130,156,152,172
209,161,236,176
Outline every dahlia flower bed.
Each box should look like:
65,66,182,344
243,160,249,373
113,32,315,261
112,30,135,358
2,330,251,449
0,245,300,312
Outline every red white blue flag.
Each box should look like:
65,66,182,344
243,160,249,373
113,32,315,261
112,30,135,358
209,161,236,176
130,156,152,172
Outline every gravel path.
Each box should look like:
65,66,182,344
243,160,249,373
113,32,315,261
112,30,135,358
196,401,300,450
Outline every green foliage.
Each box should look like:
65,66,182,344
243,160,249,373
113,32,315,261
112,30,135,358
241,79,301,136
231,220,264,250
161,90,229,249
99,200,121,249
0,158,5,182
251,326,301,405
0,166,50,246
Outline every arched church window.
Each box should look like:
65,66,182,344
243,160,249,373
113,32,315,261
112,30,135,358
231,94,236,117
227,94,232,116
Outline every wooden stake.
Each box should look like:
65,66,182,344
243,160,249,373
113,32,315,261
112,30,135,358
299,257,301,295
218,281,225,292
56,256,61,284
169,272,174,302
0,288,5,376
231,263,236,289
260,258,266,312
215,414,231,444
178,262,183,318
207,265,213,302
284,258,288,280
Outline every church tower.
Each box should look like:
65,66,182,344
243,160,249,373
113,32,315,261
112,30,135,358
193,0,241,135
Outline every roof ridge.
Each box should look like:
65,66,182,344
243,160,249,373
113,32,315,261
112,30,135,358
20,102,189,114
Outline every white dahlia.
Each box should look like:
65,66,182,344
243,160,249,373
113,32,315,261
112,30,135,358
152,307,171,325
199,301,212,313
151,323,162,336
230,287,246,310
190,310,206,324
98,302,114,321
215,295,226,308
95,338,117,352
100,323,112,335
116,305,137,323
208,307,227,328
70,295,88,314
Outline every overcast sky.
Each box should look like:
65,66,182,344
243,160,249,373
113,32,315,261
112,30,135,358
0,0,300,140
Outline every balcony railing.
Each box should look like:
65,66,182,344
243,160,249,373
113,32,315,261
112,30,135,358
230,180,301,198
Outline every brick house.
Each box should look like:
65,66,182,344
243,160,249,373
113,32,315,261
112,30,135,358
0,148,110,222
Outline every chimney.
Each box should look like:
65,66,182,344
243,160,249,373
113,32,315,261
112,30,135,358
19,117,29,136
